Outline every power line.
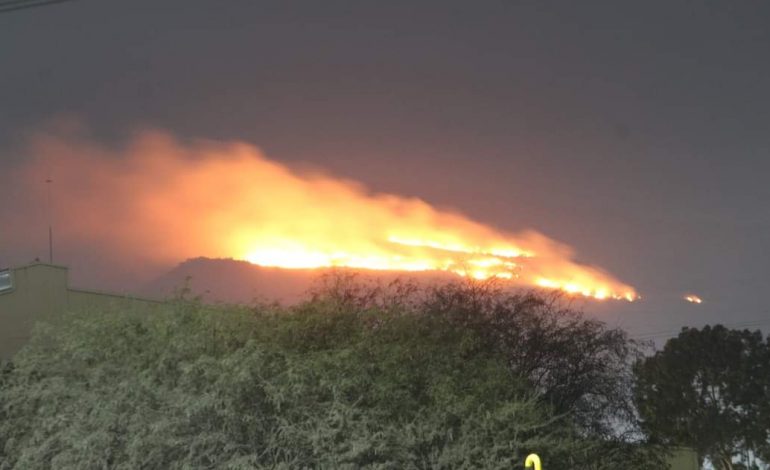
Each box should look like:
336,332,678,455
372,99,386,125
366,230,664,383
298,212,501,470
631,320,770,340
630,316,770,341
0,0,77,14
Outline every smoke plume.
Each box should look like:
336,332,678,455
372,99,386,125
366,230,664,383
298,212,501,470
0,129,636,300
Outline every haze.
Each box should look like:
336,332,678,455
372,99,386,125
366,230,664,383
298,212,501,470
1,1,769,340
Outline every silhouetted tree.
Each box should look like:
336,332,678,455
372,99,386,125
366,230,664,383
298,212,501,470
634,325,770,469
422,281,643,439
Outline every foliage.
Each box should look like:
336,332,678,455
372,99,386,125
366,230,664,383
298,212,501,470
634,324,770,470
310,273,646,438
421,281,643,439
0,276,663,469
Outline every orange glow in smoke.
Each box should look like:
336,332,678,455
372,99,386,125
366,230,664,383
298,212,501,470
17,130,637,301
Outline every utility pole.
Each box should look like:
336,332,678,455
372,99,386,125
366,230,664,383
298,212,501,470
46,176,53,263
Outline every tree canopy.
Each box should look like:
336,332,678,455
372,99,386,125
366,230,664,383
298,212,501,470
634,324,770,469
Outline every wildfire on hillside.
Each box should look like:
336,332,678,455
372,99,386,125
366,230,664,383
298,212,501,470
10,130,637,301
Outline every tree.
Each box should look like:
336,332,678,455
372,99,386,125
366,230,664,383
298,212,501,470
421,280,643,439
634,325,770,469
307,273,652,440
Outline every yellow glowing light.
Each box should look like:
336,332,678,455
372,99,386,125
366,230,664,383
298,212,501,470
684,294,703,304
534,277,637,301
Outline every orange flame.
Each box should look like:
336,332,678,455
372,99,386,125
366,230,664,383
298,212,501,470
12,130,636,301
684,294,703,304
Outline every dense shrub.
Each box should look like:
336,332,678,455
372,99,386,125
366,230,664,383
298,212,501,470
0,277,663,469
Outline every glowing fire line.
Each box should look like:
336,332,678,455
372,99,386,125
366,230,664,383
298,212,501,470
684,294,703,304
244,236,637,301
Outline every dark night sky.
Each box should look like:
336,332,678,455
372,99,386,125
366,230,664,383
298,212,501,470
2,1,770,340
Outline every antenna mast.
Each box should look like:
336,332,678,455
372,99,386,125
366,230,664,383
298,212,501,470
46,176,53,263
